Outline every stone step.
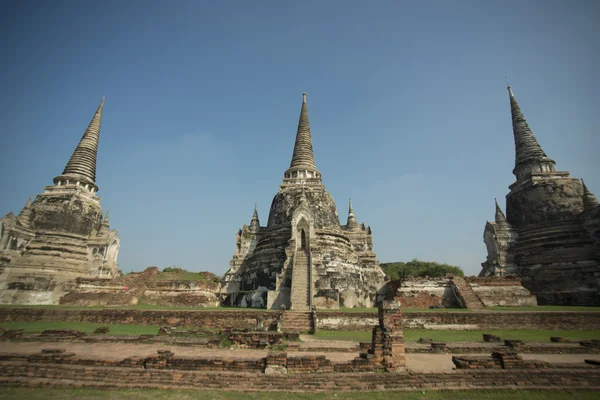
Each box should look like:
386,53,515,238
281,311,313,332
451,277,485,310
290,250,310,311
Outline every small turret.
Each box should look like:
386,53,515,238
494,198,509,227
16,197,33,228
346,198,359,230
250,203,260,232
582,180,599,212
97,210,110,236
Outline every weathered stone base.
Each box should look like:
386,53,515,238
0,269,76,305
534,290,600,307
523,261,600,306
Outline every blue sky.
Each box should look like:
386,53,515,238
1,0,598,276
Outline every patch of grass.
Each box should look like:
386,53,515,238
488,306,600,312
313,329,600,343
330,308,377,313
0,321,159,336
127,302,227,311
403,329,600,343
0,388,597,400
154,271,213,281
0,303,264,311
313,330,372,342
332,308,472,313
0,304,108,309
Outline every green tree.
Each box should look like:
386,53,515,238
380,259,464,281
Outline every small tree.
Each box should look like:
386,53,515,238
380,259,464,280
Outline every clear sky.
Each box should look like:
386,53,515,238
1,0,599,276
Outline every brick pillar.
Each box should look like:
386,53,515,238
379,299,406,372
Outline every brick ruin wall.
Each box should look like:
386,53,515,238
0,350,598,391
59,267,220,308
1,308,599,331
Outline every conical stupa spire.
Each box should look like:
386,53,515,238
346,198,359,230
57,97,104,188
507,86,554,175
284,93,321,183
17,197,33,228
290,93,316,170
582,180,599,212
250,203,260,232
494,198,509,227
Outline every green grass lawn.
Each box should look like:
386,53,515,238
0,321,160,336
0,388,597,400
313,329,600,343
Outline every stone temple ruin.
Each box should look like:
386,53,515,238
481,86,600,305
0,98,120,304
0,88,597,308
221,93,386,310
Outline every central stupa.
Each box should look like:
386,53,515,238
222,93,385,310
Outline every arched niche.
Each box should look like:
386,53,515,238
296,215,310,251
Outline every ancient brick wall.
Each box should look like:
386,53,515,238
60,268,220,308
1,308,599,331
0,308,280,330
389,277,535,309
317,311,600,330
395,278,459,308
0,360,597,391
465,277,537,307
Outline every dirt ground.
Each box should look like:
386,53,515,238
0,341,594,373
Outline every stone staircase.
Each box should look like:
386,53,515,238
281,311,314,333
290,250,310,311
450,276,485,310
